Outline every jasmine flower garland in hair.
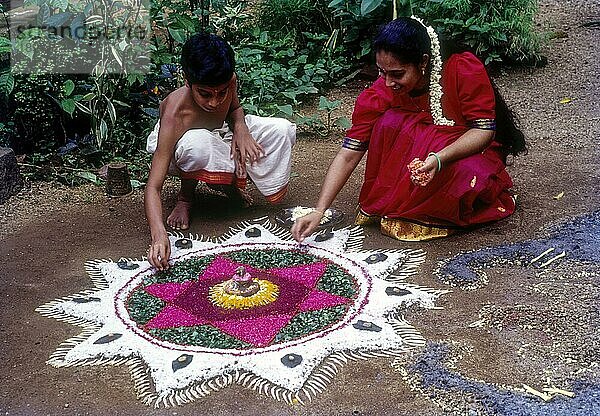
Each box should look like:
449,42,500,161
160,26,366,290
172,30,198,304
412,16,455,126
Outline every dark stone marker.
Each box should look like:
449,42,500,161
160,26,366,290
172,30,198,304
93,333,122,344
315,231,334,242
0,148,23,204
245,227,261,238
385,287,411,296
352,320,382,332
364,253,388,264
281,353,303,368
174,239,193,249
172,354,193,372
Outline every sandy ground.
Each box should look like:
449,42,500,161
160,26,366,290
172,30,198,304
1,0,599,415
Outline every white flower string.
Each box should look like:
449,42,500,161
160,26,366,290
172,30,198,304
411,16,454,126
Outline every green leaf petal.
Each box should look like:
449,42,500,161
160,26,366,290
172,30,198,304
276,104,293,116
334,116,352,129
63,79,75,96
361,0,384,16
0,72,15,95
61,98,76,116
75,171,98,184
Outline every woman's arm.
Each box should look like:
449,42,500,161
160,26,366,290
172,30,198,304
414,128,494,186
291,148,365,242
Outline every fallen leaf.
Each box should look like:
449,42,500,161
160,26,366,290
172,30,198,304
553,191,565,200
75,171,99,185
130,179,145,189
559,97,573,104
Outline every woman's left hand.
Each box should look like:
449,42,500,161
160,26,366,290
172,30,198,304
412,155,438,187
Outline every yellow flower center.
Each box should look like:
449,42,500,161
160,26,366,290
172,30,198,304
209,279,279,310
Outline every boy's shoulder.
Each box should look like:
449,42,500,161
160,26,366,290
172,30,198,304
160,87,187,117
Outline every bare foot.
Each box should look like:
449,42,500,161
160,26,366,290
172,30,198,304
167,179,197,230
167,198,193,230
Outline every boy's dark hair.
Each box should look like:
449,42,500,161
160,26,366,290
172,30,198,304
181,33,235,86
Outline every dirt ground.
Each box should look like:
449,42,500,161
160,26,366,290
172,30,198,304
1,0,599,415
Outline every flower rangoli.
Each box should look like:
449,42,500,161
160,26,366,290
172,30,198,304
37,218,446,407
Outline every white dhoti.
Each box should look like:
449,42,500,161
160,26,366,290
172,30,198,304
147,115,296,204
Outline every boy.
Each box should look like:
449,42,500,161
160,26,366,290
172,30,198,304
145,33,296,270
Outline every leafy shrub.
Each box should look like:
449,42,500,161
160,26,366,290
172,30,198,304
3,0,544,187
10,74,68,153
234,30,348,116
413,0,542,64
328,0,393,59
256,0,334,46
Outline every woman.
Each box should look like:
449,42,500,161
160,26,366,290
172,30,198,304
292,17,526,242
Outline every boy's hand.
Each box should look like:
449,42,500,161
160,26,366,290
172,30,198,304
233,149,247,178
148,235,171,271
231,129,264,166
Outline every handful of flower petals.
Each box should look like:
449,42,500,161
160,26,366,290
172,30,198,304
407,158,432,187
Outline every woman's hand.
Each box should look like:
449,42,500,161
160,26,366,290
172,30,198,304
412,154,438,186
148,234,171,271
291,211,323,243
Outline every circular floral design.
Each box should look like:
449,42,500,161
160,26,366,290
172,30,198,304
124,248,359,350
38,220,436,407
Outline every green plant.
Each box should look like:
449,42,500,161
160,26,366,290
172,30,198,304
0,36,13,96
327,0,542,65
235,30,348,116
0,121,15,147
327,0,392,59
10,74,67,153
256,0,334,47
296,95,351,137
318,95,351,132
413,0,542,64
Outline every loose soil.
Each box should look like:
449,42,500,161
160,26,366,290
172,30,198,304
1,1,599,415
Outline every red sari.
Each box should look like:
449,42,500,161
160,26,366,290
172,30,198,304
344,52,515,240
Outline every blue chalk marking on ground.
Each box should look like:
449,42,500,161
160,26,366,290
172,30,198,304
437,211,600,286
411,342,600,416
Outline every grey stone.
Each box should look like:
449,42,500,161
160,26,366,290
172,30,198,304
0,147,23,204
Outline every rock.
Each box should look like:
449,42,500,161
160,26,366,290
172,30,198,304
0,147,23,204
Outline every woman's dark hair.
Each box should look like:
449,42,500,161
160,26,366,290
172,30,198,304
489,79,527,158
439,33,527,158
373,17,431,66
181,32,235,86
374,17,526,158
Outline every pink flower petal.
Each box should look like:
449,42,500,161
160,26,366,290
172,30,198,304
299,290,350,311
212,314,293,347
269,262,328,288
145,281,192,302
